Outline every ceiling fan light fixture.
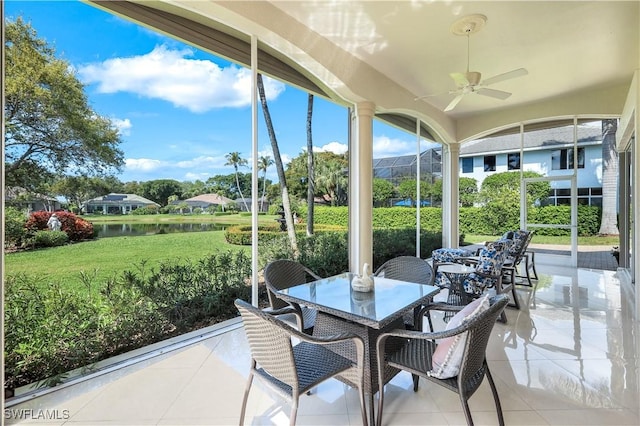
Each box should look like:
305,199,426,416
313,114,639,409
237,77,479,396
450,14,487,36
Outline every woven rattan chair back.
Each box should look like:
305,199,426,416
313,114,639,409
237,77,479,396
235,299,368,426
374,255,434,285
376,295,509,426
264,260,320,310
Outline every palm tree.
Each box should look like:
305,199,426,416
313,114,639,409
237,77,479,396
258,155,274,212
306,93,315,236
599,119,619,235
225,152,249,211
316,160,347,206
257,74,298,255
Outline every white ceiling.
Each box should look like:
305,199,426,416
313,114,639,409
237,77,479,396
94,1,640,142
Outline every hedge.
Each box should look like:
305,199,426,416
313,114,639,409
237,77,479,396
313,205,601,237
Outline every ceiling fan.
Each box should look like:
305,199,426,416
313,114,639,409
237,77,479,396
416,14,528,112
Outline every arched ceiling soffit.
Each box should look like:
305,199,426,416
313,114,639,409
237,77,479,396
89,1,634,147
88,0,458,144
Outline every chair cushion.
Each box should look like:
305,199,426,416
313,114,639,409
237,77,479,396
429,294,490,379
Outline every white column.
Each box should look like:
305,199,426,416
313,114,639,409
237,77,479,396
349,101,375,273
442,143,460,248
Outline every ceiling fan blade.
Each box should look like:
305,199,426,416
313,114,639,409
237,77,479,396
482,68,528,86
450,72,470,87
444,94,465,111
475,87,512,100
414,91,448,101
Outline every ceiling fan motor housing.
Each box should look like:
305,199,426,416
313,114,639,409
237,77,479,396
466,72,481,86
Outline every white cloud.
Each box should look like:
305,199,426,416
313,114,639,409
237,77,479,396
78,45,285,113
111,117,132,136
372,135,416,157
125,158,166,171
314,141,348,155
184,172,212,181
175,156,224,169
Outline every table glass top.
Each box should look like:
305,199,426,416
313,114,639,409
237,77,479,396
278,272,440,324
437,263,476,274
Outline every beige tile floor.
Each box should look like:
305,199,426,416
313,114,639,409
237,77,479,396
5,253,639,425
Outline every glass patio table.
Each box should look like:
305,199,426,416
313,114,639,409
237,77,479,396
276,272,440,425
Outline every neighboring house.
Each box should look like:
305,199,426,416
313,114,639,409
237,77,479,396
173,193,233,212
4,187,61,212
372,124,604,207
83,193,160,215
459,124,603,207
234,197,269,212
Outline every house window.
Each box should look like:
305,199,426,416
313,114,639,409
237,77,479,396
507,153,521,170
552,147,585,170
461,157,473,173
484,155,496,172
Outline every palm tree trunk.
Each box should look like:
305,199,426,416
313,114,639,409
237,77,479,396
598,119,619,235
257,74,299,256
235,168,250,211
306,94,315,236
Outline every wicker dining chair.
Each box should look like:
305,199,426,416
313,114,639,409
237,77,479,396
376,294,509,426
374,256,435,329
263,259,320,333
235,299,367,426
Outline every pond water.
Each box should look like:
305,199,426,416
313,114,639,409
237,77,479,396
94,223,226,238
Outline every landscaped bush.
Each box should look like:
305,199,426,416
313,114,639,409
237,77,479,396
258,228,445,274
25,211,95,241
131,205,160,215
4,273,170,391
225,223,344,245
122,250,253,328
314,205,443,231
258,232,349,277
4,249,255,392
4,206,28,248
315,205,602,237
28,230,69,248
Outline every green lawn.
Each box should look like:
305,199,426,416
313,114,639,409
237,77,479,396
464,233,620,246
5,231,246,291
85,213,277,225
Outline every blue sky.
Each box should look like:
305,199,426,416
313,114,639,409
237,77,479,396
5,0,426,184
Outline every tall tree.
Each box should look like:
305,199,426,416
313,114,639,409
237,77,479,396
306,94,315,236
4,18,124,191
257,73,298,255
599,119,619,235
140,179,182,206
258,155,274,212
225,152,249,211
316,160,348,206
50,176,120,212
373,178,395,206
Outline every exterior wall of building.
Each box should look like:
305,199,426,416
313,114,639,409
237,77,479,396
460,143,603,206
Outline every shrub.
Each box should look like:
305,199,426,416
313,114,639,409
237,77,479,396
131,205,160,215
122,250,253,328
225,223,344,245
4,274,170,390
258,228,445,275
4,249,256,391
28,230,69,248
4,206,28,248
25,211,95,242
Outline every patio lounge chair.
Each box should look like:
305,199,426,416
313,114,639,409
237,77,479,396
375,294,509,426
503,230,538,286
235,299,368,426
263,259,320,333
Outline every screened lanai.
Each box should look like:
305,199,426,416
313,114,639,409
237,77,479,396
87,0,639,317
